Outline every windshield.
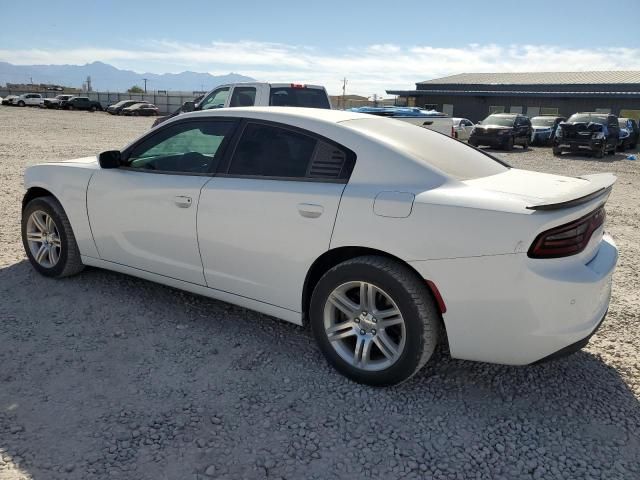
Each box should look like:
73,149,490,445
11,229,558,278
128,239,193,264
568,113,608,124
481,115,515,127
531,117,556,127
343,118,509,181
269,87,330,109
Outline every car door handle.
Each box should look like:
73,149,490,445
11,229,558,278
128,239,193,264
297,203,324,218
174,195,193,208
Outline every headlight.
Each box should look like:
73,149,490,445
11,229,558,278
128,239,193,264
497,129,511,135
556,128,563,138
592,132,605,140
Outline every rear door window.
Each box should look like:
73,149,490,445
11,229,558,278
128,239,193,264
269,87,330,109
229,123,317,177
229,87,256,107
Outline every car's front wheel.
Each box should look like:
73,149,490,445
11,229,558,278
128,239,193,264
310,256,440,386
22,196,84,278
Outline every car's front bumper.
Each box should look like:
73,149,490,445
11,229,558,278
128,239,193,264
409,234,617,365
554,139,603,152
469,135,512,147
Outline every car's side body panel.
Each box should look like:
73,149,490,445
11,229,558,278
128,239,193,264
197,178,346,312
87,169,211,285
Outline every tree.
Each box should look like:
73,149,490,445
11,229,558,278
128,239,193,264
127,85,144,93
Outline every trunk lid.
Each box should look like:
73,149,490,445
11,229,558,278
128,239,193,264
464,169,616,210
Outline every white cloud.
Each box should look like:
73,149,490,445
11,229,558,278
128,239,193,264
1,41,640,96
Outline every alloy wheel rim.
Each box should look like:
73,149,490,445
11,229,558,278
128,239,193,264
323,281,406,372
26,210,61,268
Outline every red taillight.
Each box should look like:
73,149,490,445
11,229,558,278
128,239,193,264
528,207,606,259
290,83,306,89
451,125,455,137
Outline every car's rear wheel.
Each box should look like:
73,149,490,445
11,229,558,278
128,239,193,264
22,196,84,278
89,105,96,112
18,101,25,107
310,256,440,386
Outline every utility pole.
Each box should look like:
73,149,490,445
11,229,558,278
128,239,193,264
341,77,347,110
372,93,378,107
143,78,148,93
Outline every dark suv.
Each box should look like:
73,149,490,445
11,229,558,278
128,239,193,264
553,113,620,158
468,113,532,150
618,118,639,150
60,96,103,112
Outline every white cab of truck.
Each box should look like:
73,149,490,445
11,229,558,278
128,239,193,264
153,83,331,127
348,107,455,137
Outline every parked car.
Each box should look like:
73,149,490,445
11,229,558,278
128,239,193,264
349,107,454,137
468,113,532,150
43,94,74,109
152,82,331,127
21,107,617,386
618,118,639,150
452,118,474,141
60,96,103,112
121,102,159,116
1,95,18,105
553,113,620,158
530,116,566,146
12,93,43,107
106,100,145,115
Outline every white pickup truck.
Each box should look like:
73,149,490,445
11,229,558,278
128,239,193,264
153,82,331,127
348,107,454,137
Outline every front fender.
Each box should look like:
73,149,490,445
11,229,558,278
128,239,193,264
24,164,99,258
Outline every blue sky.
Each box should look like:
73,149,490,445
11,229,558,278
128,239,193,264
1,0,639,95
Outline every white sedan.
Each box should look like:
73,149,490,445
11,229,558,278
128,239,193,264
21,107,618,385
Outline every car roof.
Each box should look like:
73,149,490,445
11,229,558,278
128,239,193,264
178,106,369,125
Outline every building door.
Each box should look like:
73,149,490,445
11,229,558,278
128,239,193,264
442,104,454,116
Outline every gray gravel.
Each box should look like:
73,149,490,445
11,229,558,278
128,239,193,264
0,107,639,480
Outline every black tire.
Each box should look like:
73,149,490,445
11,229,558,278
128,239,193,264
18,101,25,107
309,256,440,386
468,140,477,147
594,143,605,159
504,136,514,151
68,105,74,111
522,137,529,150
21,196,84,278
89,105,96,112
552,146,561,156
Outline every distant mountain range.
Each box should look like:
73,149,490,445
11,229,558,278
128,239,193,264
0,61,255,92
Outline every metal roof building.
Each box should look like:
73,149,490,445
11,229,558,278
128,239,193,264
386,71,640,122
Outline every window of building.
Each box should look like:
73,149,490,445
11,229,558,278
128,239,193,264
509,106,523,114
526,106,540,118
489,106,505,114
541,107,559,115
442,104,454,116
595,108,611,114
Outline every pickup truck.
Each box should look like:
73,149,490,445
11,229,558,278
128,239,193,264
43,94,74,109
152,82,331,127
348,106,454,137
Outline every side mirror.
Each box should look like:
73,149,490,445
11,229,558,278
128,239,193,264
182,101,195,112
98,150,121,169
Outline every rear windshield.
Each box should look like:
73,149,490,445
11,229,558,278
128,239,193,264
343,118,509,180
269,87,330,109
531,117,556,127
568,113,608,124
481,115,515,127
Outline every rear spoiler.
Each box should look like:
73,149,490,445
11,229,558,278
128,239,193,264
526,173,616,211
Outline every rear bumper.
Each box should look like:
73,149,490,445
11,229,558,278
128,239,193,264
409,234,617,365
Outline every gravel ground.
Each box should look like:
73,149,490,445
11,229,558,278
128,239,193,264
0,107,639,480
